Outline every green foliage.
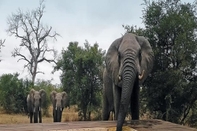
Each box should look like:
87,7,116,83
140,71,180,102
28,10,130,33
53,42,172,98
143,0,197,125
0,73,30,113
124,0,197,126
122,25,146,36
0,74,60,115
55,41,105,120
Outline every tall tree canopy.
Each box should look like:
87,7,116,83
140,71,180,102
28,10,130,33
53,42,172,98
6,0,59,85
55,41,105,120
124,0,197,126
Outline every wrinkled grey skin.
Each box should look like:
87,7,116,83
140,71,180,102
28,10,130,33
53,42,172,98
102,33,154,131
50,91,69,122
102,68,114,119
27,89,46,123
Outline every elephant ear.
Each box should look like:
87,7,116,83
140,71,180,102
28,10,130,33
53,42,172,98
50,91,57,107
105,37,123,82
61,91,68,107
39,89,46,104
29,89,35,100
135,35,154,83
27,89,35,107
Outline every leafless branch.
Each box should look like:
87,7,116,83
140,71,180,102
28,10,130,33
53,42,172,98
0,39,5,62
6,0,59,85
36,71,44,74
37,57,57,64
0,39,5,50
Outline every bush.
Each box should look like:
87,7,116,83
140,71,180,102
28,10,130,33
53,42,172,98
0,73,29,113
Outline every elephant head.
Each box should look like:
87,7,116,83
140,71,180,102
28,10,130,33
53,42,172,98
50,91,68,122
27,89,46,123
104,33,154,131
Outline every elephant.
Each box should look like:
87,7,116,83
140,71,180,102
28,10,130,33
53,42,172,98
102,68,115,120
26,89,46,123
50,91,69,122
102,33,154,131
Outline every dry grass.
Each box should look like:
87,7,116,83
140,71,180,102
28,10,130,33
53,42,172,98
62,106,79,122
0,105,79,124
0,105,151,124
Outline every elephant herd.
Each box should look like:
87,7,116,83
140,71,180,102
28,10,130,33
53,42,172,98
26,33,154,131
26,89,69,123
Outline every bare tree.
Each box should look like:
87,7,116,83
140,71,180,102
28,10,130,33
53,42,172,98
0,39,5,50
0,39,5,62
7,0,59,85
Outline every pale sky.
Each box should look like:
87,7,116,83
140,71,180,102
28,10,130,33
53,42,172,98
0,0,194,85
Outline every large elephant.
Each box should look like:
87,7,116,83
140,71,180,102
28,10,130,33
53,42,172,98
27,89,46,123
102,33,154,131
50,91,69,122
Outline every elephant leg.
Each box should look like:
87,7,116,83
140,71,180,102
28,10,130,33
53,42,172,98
34,112,38,123
30,112,33,123
113,85,121,120
57,109,61,122
102,94,110,120
60,111,63,122
131,80,140,120
39,110,42,123
53,109,57,122
102,70,113,120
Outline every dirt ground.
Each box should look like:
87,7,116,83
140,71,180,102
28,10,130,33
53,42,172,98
0,119,197,131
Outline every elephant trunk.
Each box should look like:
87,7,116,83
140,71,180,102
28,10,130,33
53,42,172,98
39,109,42,123
117,55,137,131
57,107,63,122
33,107,39,123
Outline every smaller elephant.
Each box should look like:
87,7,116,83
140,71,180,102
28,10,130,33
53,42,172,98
27,89,46,123
50,91,69,122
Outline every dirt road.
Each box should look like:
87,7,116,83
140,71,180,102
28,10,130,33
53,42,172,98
0,119,196,131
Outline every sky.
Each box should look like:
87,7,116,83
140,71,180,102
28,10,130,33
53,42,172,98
0,0,194,85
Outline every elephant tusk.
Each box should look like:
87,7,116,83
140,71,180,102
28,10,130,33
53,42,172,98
118,75,121,81
139,70,145,80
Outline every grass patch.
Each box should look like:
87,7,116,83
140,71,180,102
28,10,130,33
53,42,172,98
0,105,79,124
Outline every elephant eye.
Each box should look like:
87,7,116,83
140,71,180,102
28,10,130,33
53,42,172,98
118,53,121,65
139,50,142,62
118,53,121,59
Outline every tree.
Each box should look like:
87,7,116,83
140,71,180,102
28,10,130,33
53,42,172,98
0,73,29,113
7,0,59,85
0,39,5,62
0,39,5,49
140,0,197,125
124,0,197,126
55,41,105,120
